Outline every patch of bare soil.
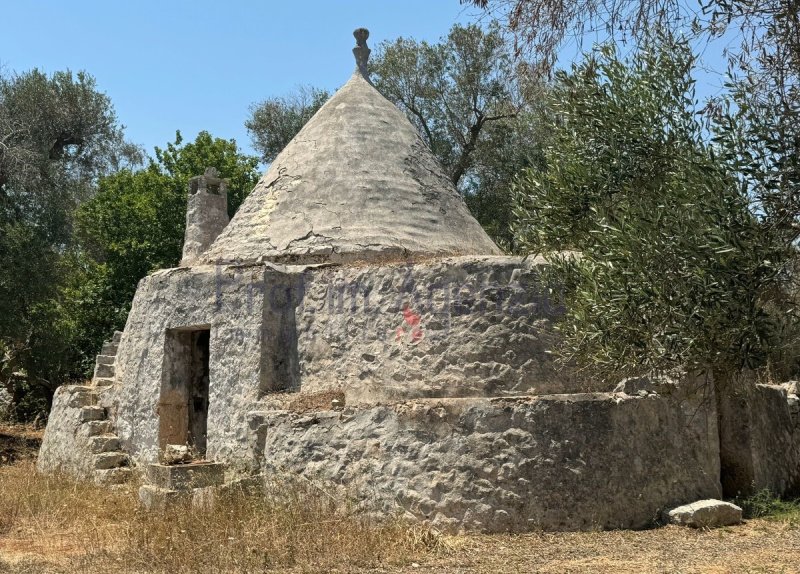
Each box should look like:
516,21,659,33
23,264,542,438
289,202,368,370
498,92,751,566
286,389,345,413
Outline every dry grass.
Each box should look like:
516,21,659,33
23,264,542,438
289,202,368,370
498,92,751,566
1,425,799,573
0,461,435,573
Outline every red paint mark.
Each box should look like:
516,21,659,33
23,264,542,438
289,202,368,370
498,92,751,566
396,304,424,343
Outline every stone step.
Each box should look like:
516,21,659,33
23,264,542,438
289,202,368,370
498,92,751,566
86,420,113,436
80,406,106,423
89,435,121,453
101,342,118,356
67,388,97,408
145,462,224,490
112,331,123,344
94,452,129,470
96,354,116,366
94,377,115,387
94,363,115,379
95,467,133,486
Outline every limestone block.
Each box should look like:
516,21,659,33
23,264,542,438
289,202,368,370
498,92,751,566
89,436,121,453
94,452,129,470
145,462,224,490
101,341,118,356
80,406,105,422
666,500,742,528
94,363,115,379
717,379,800,497
95,468,133,486
162,444,192,465
139,485,181,510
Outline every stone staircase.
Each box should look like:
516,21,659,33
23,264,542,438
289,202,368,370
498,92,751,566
93,330,121,387
81,330,132,485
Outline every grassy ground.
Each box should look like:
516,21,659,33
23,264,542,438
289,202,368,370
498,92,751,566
1,425,799,573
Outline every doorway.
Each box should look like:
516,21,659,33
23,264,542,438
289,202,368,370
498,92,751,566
159,327,210,456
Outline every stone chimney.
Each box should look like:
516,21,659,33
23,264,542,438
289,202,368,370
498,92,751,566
180,167,229,266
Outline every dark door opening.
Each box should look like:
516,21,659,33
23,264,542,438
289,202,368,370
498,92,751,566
159,327,210,457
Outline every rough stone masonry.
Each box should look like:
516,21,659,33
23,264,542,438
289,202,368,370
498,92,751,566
37,28,800,532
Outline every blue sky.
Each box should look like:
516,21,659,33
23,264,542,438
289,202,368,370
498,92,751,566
1,1,730,162
0,1,478,159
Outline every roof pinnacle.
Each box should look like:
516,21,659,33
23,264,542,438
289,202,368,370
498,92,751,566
353,28,371,80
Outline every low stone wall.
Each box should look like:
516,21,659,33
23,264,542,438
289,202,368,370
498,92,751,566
249,390,721,532
717,380,800,497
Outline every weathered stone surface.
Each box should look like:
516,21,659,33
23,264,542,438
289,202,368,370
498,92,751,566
80,406,105,422
94,452,129,470
162,444,192,464
139,485,181,510
38,385,100,478
86,420,113,436
145,462,224,490
94,467,133,486
113,264,280,466
181,168,229,266
101,341,118,356
783,381,799,429
716,377,800,497
666,500,742,528
250,391,721,532
112,256,583,469
296,256,585,402
89,436,121,453
203,72,500,266
93,362,115,379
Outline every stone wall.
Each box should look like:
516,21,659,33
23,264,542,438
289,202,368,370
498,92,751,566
296,256,585,402
38,385,103,478
113,264,287,467
249,389,721,532
717,379,800,497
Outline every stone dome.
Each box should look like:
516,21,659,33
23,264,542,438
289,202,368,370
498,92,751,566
203,29,502,265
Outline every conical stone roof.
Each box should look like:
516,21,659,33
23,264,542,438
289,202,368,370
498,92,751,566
203,29,502,265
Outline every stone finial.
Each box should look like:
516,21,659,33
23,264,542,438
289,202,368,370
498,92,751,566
353,28,371,80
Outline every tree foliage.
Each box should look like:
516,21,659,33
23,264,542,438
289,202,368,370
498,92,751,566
246,86,330,164
72,131,259,376
513,36,792,380
468,0,800,249
0,69,140,417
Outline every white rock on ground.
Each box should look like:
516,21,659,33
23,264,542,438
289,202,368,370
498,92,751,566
665,499,742,528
